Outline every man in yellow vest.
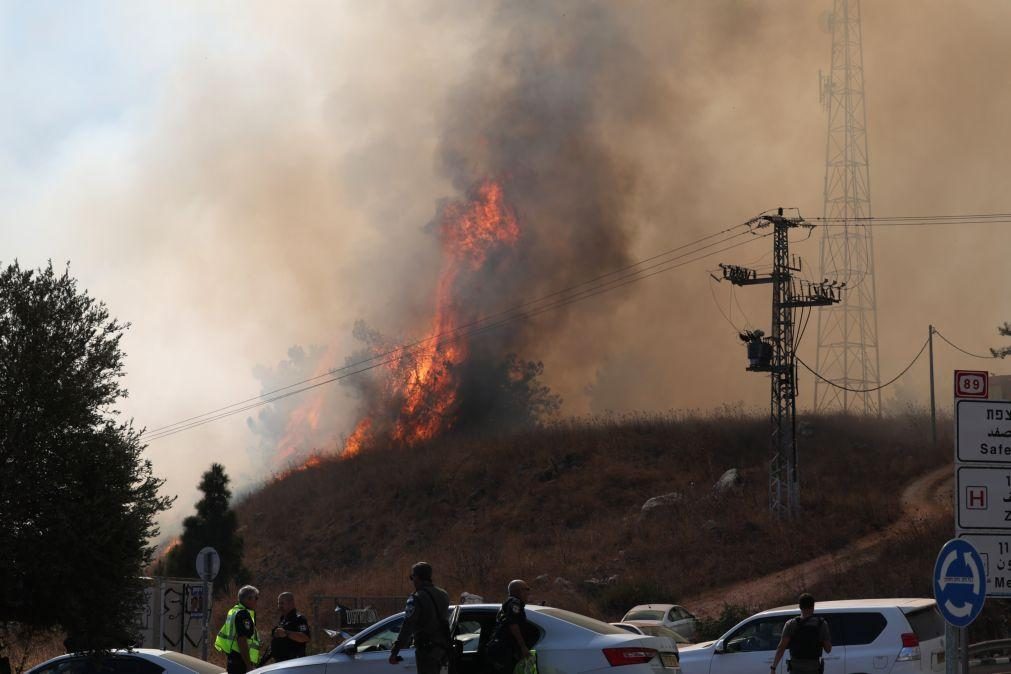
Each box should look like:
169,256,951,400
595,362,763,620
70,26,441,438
215,585,262,674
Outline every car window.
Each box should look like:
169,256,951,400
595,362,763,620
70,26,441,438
668,609,678,621
456,619,484,654
356,616,406,652
724,617,790,653
905,607,944,643
624,610,664,621
832,613,887,646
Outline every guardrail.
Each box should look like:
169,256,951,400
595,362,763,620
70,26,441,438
969,639,1011,668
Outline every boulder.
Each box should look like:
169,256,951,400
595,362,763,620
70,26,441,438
641,491,683,514
713,468,743,495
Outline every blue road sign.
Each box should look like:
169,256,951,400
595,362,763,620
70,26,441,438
934,538,986,627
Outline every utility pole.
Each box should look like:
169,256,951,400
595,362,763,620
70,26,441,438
814,0,883,414
720,209,842,517
929,324,937,446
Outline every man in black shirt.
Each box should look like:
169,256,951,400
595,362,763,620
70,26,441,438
485,580,533,674
264,592,311,663
389,562,450,674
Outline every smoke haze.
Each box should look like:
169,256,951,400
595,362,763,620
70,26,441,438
1,0,1009,528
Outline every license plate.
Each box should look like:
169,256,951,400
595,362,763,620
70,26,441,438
660,652,680,669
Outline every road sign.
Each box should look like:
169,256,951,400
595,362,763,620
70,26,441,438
195,547,220,582
958,533,1011,598
956,466,1011,529
934,538,986,627
956,370,989,399
956,400,1011,464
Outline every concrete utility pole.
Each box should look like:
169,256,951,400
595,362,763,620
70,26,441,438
814,0,883,414
720,209,842,518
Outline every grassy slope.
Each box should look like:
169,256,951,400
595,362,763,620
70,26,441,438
234,409,949,623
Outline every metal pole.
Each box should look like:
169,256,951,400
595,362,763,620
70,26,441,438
960,627,969,674
929,325,937,446
944,623,956,674
202,579,210,660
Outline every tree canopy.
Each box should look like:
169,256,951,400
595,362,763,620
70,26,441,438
993,322,1011,359
0,262,172,653
162,463,247,595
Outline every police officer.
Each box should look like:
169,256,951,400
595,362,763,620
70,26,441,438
485,580,533,674
215,585,262,674
389,562,450,674
263,592,311,663
772,593,832,674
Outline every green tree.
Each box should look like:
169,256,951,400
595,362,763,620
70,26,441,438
993,322,1011,359
163,463,247,595
0,261,173,658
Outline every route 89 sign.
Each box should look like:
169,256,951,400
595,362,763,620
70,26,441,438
934,538,986,627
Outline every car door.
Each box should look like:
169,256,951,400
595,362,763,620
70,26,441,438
709,616,791,674
671,606,697,641
330,615,418,673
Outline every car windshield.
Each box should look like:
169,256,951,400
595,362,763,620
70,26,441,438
538,608,628,635
625,610,664,621
158,653,224,674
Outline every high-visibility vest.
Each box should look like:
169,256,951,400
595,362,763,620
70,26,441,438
215,603,262,664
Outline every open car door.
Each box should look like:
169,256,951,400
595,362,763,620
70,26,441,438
447,604,462,674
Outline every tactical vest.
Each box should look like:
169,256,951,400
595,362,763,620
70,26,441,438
215,603,262,664
789,616,825,660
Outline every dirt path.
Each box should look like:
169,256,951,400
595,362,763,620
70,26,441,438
685,465,953,618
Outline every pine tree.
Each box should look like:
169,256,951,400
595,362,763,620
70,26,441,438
164,463,247,595
993,323,1011,359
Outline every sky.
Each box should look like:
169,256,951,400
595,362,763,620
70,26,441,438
2,0,1009,537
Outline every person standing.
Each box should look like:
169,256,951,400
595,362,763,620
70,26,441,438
389,562,450,674
772,593,832,674
215,585,263,674
485,580,533,674
262,592,311,664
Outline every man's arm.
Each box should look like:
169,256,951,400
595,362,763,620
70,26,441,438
274,626,310,644
821,620,832,654
235,610,256,670
508,624,530,659
237,635,254,670
390,598,418,664
771,635,790,671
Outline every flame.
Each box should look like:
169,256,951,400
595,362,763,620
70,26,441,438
342,178,520,455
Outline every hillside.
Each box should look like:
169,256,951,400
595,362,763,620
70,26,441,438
233,409,949,622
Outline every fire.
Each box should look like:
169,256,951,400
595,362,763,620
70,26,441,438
343,178,520,455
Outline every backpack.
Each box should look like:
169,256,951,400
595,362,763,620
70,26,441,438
789,616,825,660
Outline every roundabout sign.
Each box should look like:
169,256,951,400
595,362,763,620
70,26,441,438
933,538,986,628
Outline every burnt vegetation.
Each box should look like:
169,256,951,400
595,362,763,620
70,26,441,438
235,409,948,622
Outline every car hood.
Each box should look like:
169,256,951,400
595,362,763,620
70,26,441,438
256,654,331,672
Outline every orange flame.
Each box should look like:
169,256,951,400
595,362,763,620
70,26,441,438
340,178,520,456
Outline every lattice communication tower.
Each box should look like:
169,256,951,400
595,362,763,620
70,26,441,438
814,0,882,414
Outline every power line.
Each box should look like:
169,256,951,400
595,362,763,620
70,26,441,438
812,212,1011,226
798,336,930,394
144,221,751,437
933,328,999,360
144,227,772,441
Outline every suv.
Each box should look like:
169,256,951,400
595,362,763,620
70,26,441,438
678,599,944,674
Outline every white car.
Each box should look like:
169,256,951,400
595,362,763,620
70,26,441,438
26,649,225,674
622,605,698,642
258,603,680,673
678,598,945,674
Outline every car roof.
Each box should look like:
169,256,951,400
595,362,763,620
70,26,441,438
625,604,677,611
761,598,936,614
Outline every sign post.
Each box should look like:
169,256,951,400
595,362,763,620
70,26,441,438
934,538,986,674
196,547,220,661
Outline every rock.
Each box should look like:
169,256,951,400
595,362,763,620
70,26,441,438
641,491,683,514
534,574,550,585
713,468,743,495
554,577,575,592
701,519,719,533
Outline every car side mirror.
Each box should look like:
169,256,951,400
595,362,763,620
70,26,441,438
714,640,726,655
342,639,357,655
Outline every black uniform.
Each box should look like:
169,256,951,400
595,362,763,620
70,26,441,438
227,609,256,674
485,597,529,674
265,609,311,663
394,582,450,674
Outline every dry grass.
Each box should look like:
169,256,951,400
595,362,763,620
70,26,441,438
234,409,949,625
